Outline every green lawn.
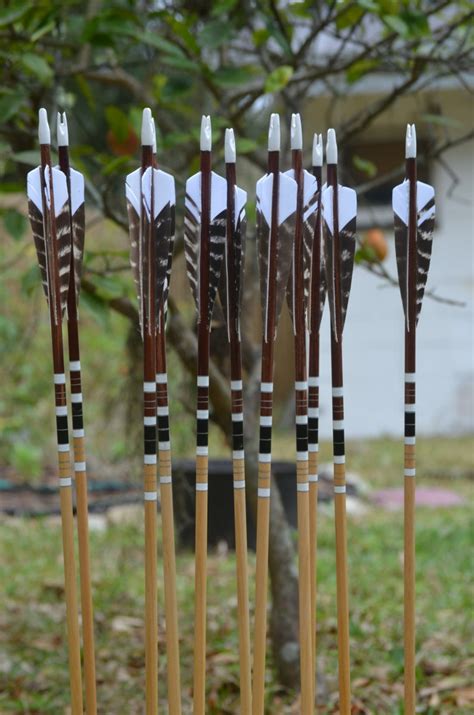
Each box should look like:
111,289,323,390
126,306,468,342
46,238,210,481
0,436,472,713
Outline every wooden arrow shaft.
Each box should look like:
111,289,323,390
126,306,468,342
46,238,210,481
404,156,417,715
58,144,98,715
39,145,83,715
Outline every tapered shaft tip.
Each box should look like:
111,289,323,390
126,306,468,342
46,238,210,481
268,113,280,151
151,117,157,154
326,128,338,164
312,132,323,167
56,112,69,147
290,113,302,150
406,123,417,158
38,108,50,145
225,128,236,163
141,107,154,146
200,115,212,151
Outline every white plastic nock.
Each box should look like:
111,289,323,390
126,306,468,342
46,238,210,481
326,128,338,164
141,107,154,146
200,115,212,151
57,112,69,146
406,123,417,158
151,117,157,154
38,108,50,145
225,128,236,163
290,113,302,150
312,132,323,167
268,113,280,151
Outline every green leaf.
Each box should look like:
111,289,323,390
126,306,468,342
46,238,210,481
264,65,294,94
0,5,29,27
211,0,238,16
252,28,270,47
14,150,45,166
0,92,26,122
353,155,377,178
80,290,110,329
421,113,462,129
2,208,27,241
20,53,53,84
383,15,409,37
213,65,256,87
336,5,364,30
346,59,378,84
236,137,258,154
198,19,235,49
105,106,130,143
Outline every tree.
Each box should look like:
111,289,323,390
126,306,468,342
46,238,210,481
0,0,471,690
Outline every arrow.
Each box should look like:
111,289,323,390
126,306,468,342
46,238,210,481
308,131,326,686
252,113,297,715
321,128,357,715
392,124,435,715
284,113,317,715
217,127,252,713
26,108,83,715
184,115,227,715
149,119,182,715
56,111,97,715
126,107,175,714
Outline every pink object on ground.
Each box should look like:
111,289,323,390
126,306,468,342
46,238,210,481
373,487,463,511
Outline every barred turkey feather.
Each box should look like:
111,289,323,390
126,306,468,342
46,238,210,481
207,209,227,325
219,204,246,340
126,202,144,335
286,192,317,325
71,203,85,301
339,216,356,330
28,200,50,303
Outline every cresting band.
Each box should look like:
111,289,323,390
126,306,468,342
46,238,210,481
233,480,245,489
297,483,309,492
308,443,319,452
405,404,416,412
308,474,318,483
197,375,209,387
159,441,171,451
258,487,270,498
160,476,172,484
144,416,157,426
405,372,416,382
308,376,320,387
334,485,346,494
59,477,72,487
144,381,155,392
332,387,344,397
258,453,271,463
144,491,157,501
156,373,167,384
334,455,345,464
261,382,273,392
197,410,209,419
295,381,307,391
196,446,208,456
296,415,308,425
54,373,66,384
308,407,319,418
231,380,243,390
196,483,208,491
404,468,416,477
75,462,86,472
56,406,68,416
157,406,169,416
233,450,245,460
260,415,272,426
333,419,344,430
405,437,416,445
73,429,85,438
58,443,69,452
71,393,82,403
69,360,81,371
296,451,308,461
232,413,243,422
144,454,157,464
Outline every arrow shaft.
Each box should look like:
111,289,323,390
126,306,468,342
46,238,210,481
404,156,417,715
308,164,322,683
38,144,83,715
58,144,98,715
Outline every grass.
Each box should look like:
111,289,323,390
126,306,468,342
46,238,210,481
0,436,472,713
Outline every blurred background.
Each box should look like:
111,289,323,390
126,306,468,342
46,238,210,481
0,1,472,713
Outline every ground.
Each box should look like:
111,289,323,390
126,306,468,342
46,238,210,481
0,436,472,714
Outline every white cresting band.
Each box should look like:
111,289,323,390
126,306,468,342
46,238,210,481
75,462,86,472
334,485,346,494
197,375,209,387
258,487,271,498
58,443,69,452
73,429,85,438
144,491,157,501
296,451,308,461
308,474,318,483
144,381,155,393
308,376,320,387
333,419,344,430
144,416,157,426
233,480,245,490
59,477,72,488
196,483,208,491
197,409,209,419
405,437,416,445
404,468,416,477
332,387,344,397
71,393,82,403
54,373,66,384
296,415,308,425
308,443,319,452
261,382,273,393
259,453,271,463
334,455,345,464
295,381,307,391
144,454,157,464
405,372,416,382
233,450,245,460
69,360,81,371
160,475,172,484
405,404,416,412
156,373,167,384
196,446,208,456
231,380,243,390
232,412,243,422
55,406,68,416
157,406,169,416
159,441,171,451
308,408,319,418
260,415,272,426
297,482,309,492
